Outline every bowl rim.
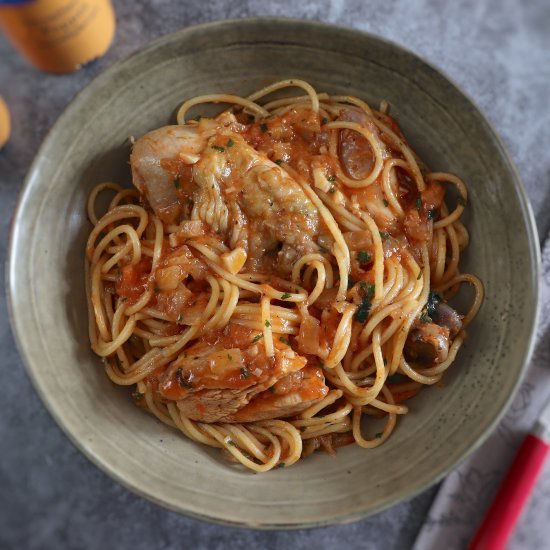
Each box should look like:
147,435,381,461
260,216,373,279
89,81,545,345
7,16,541,529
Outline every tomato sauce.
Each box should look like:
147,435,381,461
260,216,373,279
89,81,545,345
115,258,152,300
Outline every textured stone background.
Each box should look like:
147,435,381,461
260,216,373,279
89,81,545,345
0,1,549,549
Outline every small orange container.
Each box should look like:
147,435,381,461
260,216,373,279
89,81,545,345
0,96,10,148
0,0,116,74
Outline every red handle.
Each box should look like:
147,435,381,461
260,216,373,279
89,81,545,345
469,433,550,550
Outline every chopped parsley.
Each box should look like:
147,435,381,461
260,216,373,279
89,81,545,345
173,176,180,189
274,159,283,165
328,186,336,194
322,117,329,124
240,366,250,379
280,293,291,300
354,283,375,324
252,333,264,343
227,353,233,361
226,138,234,147
383,199,389,207
279,336,291,345
360,281,376,296
264,319,271,327
276,462,286,468
211,145,225,152
153,285,160,293
131,391,144,401
379,231,390,240
457,196,467,206
419,312,431,323
375,432,383,439
176,314,184,323
327,175,336,182
420,291,441,323
427,291,441,316
227,439,237,447
175,368,193,389
260,123,268,132
417,270,422,280
354,304,372,325
415,193,422,211
356,250,372,265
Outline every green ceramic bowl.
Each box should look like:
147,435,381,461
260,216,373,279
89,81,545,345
8,18,540,528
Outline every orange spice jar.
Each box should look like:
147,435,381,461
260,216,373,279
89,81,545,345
0,96,10,148
0,0,115,73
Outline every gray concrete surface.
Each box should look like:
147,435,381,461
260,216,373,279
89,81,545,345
1,1,549,548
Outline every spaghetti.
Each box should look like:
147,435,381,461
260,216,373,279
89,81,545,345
86,79,483,472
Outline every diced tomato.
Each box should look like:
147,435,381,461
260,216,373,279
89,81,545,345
270,367,325,397
396,167,417,205
115,258,152,299
389,385,422,403
422,181,445,210
154,289,206,322
403,209,431,241
319,308,341,349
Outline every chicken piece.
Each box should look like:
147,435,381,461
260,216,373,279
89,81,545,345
227,366,328,422
157,324,327,423
131,119,220,224
191,139,320,272
237,162,320,273
405,322,450,364
171,344,306,423
177,387,261,424
130,115,322,275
